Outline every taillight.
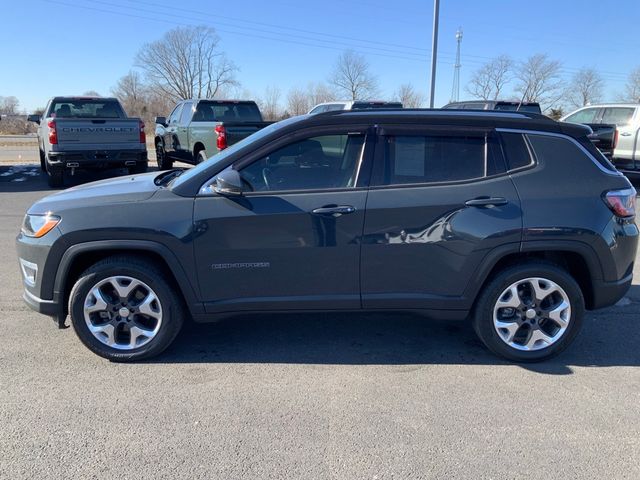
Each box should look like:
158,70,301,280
139,121,146,144
613,129,619,150
604,188,637,218
47,120,57,145
215,125,227,150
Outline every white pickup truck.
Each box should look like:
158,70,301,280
562,103,640,179
28,97,147,187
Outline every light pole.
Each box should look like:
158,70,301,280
429,0,440,108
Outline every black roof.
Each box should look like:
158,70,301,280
302,108,586,136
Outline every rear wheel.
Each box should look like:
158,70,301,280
196,150,208,164
39,148,46,172
156,142,173,170
472,262,584,362
69,256,185,361
46,161,63,188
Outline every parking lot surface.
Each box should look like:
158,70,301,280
1,163,640,479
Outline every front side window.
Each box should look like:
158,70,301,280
168,104,183,124
179,102,193,124
374,132,501,186
239,134,365,192
601,107,635,126
564,108,599,124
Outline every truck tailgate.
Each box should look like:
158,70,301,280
56,119,140,144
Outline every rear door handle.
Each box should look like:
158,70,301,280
311,205,356,216
464,197,508,207
620,132,632,137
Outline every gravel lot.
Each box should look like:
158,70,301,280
1,155,639,479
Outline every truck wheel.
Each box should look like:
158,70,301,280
47,165,64,188
197,150,209,164
156,143,173,170
68,255,185,362
39,149,46,172
472,261,584,362
129,162,148,175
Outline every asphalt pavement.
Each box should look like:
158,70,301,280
1,163,639,479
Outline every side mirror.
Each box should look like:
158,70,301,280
155,116,167,127
213,168,243,197
27,114,41,124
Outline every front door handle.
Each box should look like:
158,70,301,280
464,197,508,207
311,205,356,217
620,132,632,137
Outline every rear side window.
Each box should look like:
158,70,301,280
526,134,616,173
500,133,534,170
601,107,635,126
193,102,263,122
374,133,503,186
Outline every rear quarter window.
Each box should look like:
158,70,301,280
500,132,534,171
526,134,616,174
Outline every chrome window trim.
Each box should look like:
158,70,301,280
495,128,622,176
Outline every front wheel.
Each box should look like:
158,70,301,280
155,142,173,170
69,256,185,361
472,262,585,362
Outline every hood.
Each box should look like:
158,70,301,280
28,172,162,214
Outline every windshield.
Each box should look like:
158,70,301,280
47,99,126,118
170,116,306,189
193,101,263,122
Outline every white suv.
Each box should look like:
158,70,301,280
308,100,403,114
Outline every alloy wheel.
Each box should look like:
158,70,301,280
492,277,571,351
83,276,163,350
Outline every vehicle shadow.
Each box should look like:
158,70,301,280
155,295,640,374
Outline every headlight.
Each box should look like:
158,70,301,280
21,213,61,238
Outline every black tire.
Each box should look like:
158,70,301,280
472,261,585,362
46,165,63,188
39,148,46,172
129,161,148,175
156,142,173,170
196,150,208,164
68,255,185,362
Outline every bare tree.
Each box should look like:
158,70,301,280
514,54,564,108
286,87,310,116
258,85,282,121
329,50,379,100
135,25,238,101
83,90,101,97
307,82,337,106
0,96,20,115
566,68,604,108
393,83,425,108
466,55,513,100
111,71,147,116
619,67,640,102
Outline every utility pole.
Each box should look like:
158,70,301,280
450,27,463,103
429,0,440,108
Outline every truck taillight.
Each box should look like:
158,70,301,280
215,125,227,150
604,188,637,218
139,121,146,144
47,120,57,145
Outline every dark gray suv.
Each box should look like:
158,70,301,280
16,110,638,362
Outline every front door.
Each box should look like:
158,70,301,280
193,129,372,313
360,125,522,310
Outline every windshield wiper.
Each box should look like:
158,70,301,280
155,169,185,186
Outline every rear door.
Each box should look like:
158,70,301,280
601,106,638,160
360,125,522,311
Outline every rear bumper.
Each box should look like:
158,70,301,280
591,273,633,309
47,149,147,169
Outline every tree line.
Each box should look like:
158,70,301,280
2,24,640,134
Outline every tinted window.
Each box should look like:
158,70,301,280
527,134,607,171
193,102,263,122
601,107,635,126
564,108,599,124
500,133,534,170
375,133,501,185
324,104,346,112
48,99,125,118
239,134,365,192
351,102,403,110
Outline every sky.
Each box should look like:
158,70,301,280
1,0,639,112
